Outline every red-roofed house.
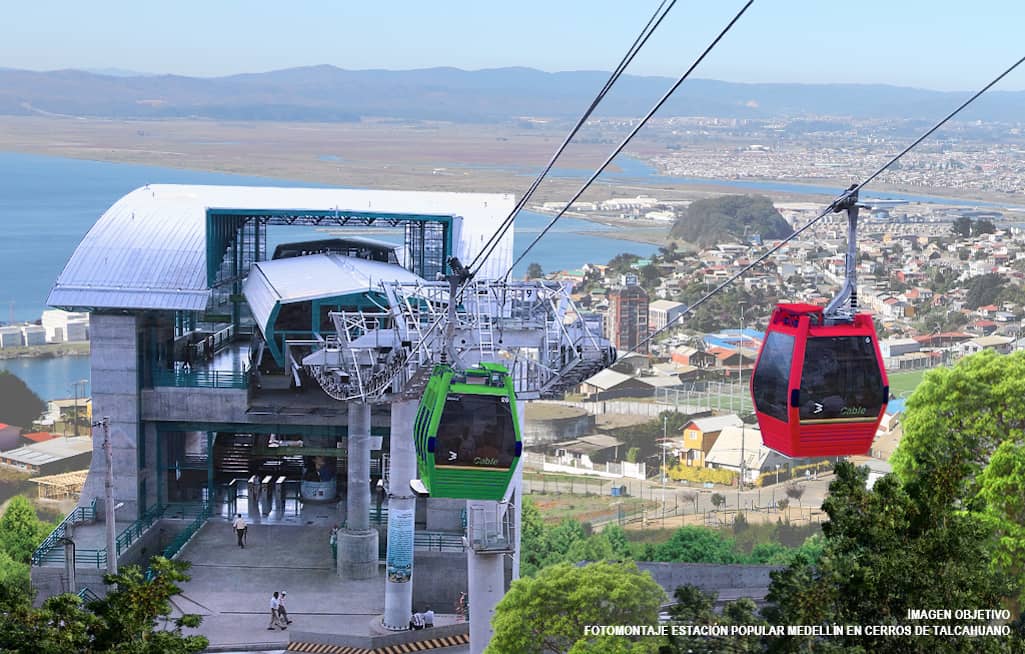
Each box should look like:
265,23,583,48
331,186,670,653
21,432,60,446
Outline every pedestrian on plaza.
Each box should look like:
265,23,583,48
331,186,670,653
232,513,247,548
409,611,425,630
268,591,285,630
329,524,339,566
278,590,293,625
423,606,435,628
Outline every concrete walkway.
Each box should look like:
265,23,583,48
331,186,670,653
170,520,468,652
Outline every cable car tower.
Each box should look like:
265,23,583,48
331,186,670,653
302,257,614,648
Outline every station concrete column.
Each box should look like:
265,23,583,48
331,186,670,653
338,402,378,579
383,399,417,629
467,501,506,654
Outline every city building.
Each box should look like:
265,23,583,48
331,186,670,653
41,309,90,343
648,299,687,333
21,324,46,346
606,275,649,353
0,326,23,348
0,436,92,475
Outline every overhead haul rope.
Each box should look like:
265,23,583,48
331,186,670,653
502,0,756,281
619,52,1025,360
466,0,678,278
386,0,693,375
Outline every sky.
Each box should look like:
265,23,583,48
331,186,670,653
1,1,1024,92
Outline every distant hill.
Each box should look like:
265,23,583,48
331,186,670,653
2,65,1025,123
671,195,791,247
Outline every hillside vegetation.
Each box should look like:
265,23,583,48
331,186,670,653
671,194,791,247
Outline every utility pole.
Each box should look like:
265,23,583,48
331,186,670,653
738,302,746,511
100,417,117,575
661,415,667,527
72,379,88,437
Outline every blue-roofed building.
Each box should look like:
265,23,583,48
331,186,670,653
702,328,765,352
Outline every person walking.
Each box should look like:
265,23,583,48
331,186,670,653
268,591,285,630
232,513,247,548
329,524,338,567
278,590,292,625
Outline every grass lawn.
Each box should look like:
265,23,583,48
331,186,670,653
887,368,933,398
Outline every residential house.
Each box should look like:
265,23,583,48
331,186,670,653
704,425,791,486
673,414,743,468
551,434,625,469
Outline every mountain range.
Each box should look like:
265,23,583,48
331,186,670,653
2,65,1024,124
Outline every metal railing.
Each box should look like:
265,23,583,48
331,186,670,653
161,502,212,560
31,498,98,566
76,586,101,603
414,531,466,552
152,364,249,389
116,503,167,556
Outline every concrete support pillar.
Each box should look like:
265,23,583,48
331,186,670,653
467,500,506,654
383,399,418,629
339,402,378,579
511,400,525,581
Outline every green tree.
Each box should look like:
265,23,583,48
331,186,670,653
0,495,53,564
607,253,641,275
963,273,1005,309
764,462,1017,654
526,262,544,279
0,557,207,654
0,549,30,609
0,371,46,429
952,215,973,237
892,350,1025,512
662,584,766,653
651,526,738,564
710,493,726,511
976,441,1025,612
487,561,665,654
520,497,548,577
88,557,208,653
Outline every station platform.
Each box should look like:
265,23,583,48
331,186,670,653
171,517,469,653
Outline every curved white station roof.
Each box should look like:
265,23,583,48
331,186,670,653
48,184,515,312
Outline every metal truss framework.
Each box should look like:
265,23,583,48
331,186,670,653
301,280,616,403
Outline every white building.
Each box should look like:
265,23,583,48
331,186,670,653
41,309,90,343
21,325,46,346
648,299,687,333
0,326,24,348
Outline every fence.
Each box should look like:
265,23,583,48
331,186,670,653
524,452,647,480
656,382,753,416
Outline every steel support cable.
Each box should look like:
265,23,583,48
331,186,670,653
467,0,677,277
381,1,681,380
622,52,1025,359
502,0,756,281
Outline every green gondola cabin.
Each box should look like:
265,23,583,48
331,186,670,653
413,362,522,501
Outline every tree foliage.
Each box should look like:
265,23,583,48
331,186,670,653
487,561,665,654
892,350,1025,511
0,371,46,429
963,273,1006,309
526,262,544,279
764,462,1019,654
670,195,791,247
0,495,54,564
0,557,207,654
662,584,766,653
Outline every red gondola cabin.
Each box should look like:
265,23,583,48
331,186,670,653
750,303,888,457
